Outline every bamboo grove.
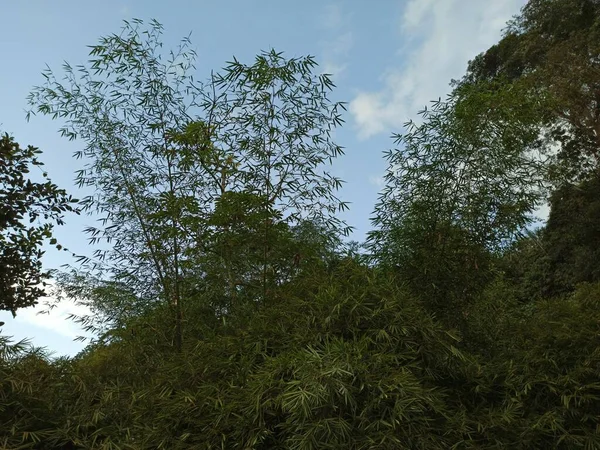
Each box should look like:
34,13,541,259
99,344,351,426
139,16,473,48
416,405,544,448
2,1,600,448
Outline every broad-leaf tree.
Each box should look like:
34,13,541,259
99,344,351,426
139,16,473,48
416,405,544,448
0,133,77,316
458,0,600,184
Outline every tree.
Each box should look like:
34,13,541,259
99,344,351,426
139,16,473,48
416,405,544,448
458,0,600,184
27,19,349,350
369,85,547,321
0,133,77,316
501,172,600,300
541,174,600,294
195,50,350,303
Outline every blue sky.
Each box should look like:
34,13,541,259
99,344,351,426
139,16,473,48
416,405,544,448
0,0,526,356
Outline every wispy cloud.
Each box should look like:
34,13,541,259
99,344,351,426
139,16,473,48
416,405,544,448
321,4,344,31
368,175,385,187
319,3,353,78
349,0,525,139
15,283,93,340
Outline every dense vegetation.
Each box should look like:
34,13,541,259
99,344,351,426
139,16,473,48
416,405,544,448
1,1,600,448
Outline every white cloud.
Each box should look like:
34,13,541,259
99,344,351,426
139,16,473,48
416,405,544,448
402,0,437,31
329,31,353,56
14,283,93,340
534,202,550,222
368,175,385,187
350,0,526,139
322,62,348,77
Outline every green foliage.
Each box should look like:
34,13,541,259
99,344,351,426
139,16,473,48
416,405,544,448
459,0,600,184
4,2,600,448
542,174,600,294
0,337,68,449
198,192,338,310
465,282,600,449
0,134,78,315
3,262,600,449
369,88,546,322
500,173,600,301
0,261,465,449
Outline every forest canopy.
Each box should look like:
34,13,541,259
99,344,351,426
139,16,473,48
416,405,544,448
1,2,600,448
